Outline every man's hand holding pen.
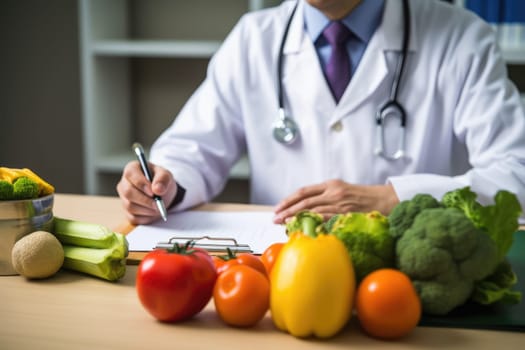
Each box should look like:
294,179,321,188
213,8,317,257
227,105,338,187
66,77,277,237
117,155,179,225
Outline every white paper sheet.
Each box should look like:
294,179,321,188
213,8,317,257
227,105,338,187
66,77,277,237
126,211,288,254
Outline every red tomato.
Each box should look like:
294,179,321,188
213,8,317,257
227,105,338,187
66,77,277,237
213,251,266,277
260,242,284,276
356,269,421,339
213,264,270,327
136,245,217,322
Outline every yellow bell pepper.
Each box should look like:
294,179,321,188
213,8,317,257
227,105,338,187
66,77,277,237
270,232,355,338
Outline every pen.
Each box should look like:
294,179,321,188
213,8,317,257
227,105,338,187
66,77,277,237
132,142,168,222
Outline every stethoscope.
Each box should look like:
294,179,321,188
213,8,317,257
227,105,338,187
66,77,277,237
272,0,410,161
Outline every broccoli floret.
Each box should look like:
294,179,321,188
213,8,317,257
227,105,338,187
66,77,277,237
285,211,324,237
0,180,14,200
441,187,483,224
388,193,442,239
329,211,395,283
12,176,39,199
396,207,499,315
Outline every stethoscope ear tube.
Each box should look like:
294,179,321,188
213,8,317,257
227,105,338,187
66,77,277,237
273,3,300,145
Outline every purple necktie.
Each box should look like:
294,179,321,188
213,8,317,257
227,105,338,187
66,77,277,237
323,21,351,103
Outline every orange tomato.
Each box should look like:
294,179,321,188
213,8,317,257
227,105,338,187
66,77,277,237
213,264,270,327
355,268,421,339
260,242,284,276
213,252,267,277
212,255,225,269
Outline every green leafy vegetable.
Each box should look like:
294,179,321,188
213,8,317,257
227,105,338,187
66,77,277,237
442,187,521,261
471,260,521,305
441,187,522,306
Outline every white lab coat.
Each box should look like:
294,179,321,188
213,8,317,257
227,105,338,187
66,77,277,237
151,0,525,221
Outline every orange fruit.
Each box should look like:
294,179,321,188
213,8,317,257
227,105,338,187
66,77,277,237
355,268,421,339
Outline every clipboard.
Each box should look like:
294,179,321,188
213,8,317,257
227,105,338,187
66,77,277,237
155,235,253,253
124,210,288,261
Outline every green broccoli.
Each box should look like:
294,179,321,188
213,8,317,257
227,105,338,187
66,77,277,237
441,186,483,224
285,211,324,237
396,207,500,315
12,176,39,199
0,180,14,200
327,211,395,283
388,193,442,239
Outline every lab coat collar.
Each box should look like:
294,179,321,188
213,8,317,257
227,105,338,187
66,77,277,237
283,0,418,56
332,0,418,123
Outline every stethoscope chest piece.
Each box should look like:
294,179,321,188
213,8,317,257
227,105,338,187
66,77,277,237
374,100,406,160
273,107,299,144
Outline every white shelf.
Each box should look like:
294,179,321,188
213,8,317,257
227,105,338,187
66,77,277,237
92,40,221,58
502,47,525,64
229,156,251,180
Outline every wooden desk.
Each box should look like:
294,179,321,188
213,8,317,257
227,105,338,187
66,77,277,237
0,194,523,350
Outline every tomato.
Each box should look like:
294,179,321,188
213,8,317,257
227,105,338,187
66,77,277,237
136,245,217,322
213,250,266,277
213,264,270,327
212,255,227,272
260,242,284,276
355,268,421,339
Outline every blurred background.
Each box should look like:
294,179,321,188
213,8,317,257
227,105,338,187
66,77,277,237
1,0,524,202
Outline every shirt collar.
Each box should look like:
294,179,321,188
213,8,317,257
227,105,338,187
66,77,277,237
304,0,385,44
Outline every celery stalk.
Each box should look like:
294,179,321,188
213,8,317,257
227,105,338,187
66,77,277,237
52,216,117,249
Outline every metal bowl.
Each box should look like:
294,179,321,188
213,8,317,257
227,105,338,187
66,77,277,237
0,194,54,275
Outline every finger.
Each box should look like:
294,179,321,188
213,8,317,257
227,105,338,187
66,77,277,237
127,199,159,217
117,168,158,212
273,197,332,225
150,164,172,197
126,211,160,226
124,161,155,197
306,204,342,221
274,183,325,213
117,185,158,218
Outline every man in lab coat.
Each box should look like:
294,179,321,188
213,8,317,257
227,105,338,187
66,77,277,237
117,0,525,225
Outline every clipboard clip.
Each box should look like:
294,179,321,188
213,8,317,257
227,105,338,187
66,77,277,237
155,235,253,253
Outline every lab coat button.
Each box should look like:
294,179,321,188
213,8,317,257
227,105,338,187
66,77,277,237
331,121,343,132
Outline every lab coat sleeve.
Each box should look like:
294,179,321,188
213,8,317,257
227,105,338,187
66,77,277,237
389,15,525,222
149,17,249,211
